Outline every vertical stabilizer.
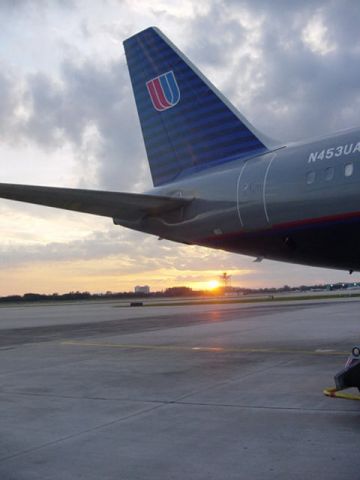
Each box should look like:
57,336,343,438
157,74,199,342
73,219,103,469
124,27,268,186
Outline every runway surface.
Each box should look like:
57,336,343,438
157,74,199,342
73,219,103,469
0,298,359,479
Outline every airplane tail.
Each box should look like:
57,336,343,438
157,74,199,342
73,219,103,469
123,27,269,187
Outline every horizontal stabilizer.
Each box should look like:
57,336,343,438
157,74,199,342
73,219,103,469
0,183,192,220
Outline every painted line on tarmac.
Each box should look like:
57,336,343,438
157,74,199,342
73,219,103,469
61,341,348,356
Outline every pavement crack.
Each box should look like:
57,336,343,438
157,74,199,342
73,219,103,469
169,399,360,414
0,402,165,463
0,390,172,405
172,358,289,403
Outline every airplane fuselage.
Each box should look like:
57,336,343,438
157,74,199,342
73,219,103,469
121,128,360,272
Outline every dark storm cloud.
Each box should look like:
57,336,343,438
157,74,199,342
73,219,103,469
183,3,247,68
0,70,20,140
250,5,360,140
186,0,360,142
3,58,148,191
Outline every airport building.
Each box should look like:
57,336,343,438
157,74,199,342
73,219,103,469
134,285,150,294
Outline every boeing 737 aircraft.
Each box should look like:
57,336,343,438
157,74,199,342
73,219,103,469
1,27,360,273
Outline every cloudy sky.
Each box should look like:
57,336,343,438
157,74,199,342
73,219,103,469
1,0,360,295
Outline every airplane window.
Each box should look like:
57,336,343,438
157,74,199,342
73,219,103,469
325,167,334,181
306,171,316,184
345,163,354,177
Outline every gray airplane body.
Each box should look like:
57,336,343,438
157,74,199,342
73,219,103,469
1,27,359,273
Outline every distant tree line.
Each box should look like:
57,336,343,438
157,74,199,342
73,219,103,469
0,287,205,304
0,282,357,304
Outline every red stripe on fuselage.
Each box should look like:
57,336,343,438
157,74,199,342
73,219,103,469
273,210,360,230
198,210,360,244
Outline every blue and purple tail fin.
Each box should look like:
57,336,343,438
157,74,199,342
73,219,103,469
123,27,269,187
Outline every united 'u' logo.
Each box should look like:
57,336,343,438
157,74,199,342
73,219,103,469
146,71,180,111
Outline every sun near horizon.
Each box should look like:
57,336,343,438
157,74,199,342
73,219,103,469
206,280,221,291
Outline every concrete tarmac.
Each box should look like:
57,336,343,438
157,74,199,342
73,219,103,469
0,298,359,479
